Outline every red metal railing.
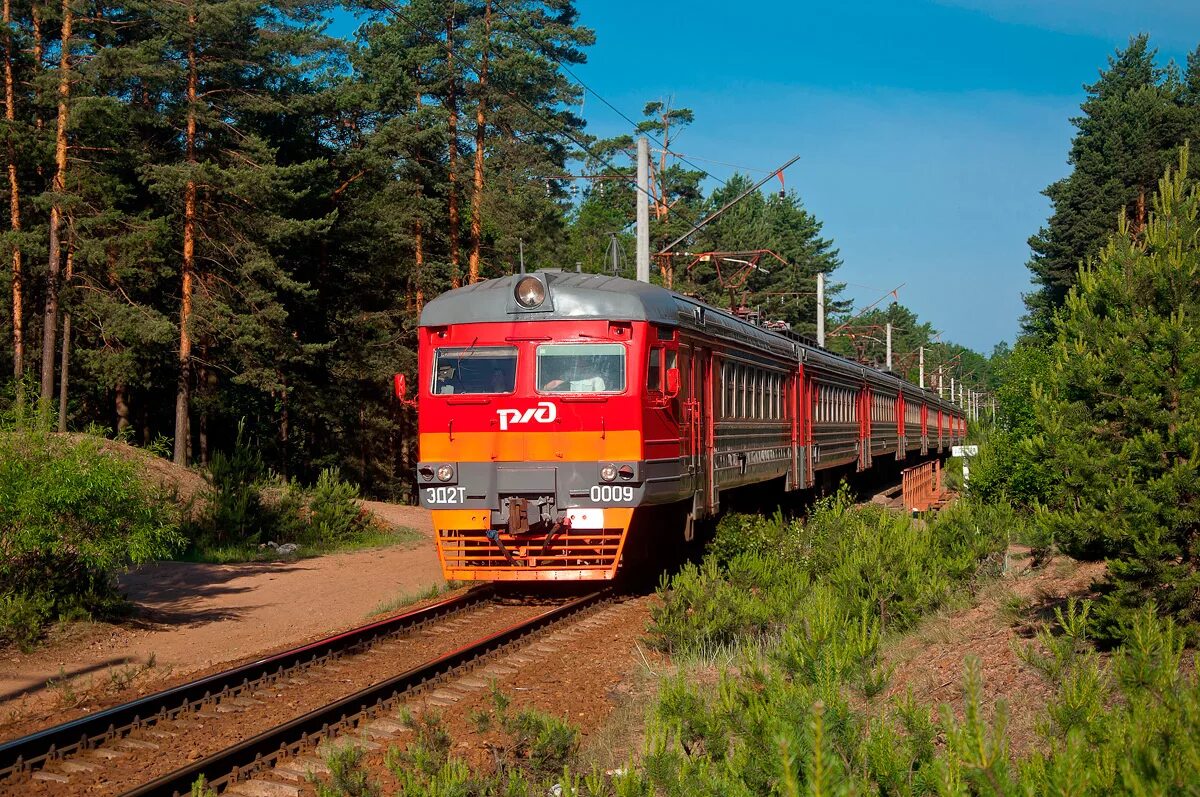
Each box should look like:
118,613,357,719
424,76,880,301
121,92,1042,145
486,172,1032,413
902,459,943,512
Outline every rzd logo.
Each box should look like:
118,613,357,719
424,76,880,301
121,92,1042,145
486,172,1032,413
497,401,556,431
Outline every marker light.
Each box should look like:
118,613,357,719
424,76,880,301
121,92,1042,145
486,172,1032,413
514,276,546,308
600,464,618,482
618,464,635,480
436,465,455,482
419,466,435,481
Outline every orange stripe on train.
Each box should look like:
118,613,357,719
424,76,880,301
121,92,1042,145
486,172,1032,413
419,430,641,462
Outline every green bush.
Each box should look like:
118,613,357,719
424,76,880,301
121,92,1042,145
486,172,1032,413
651,498,1010,657
970,343,1055,507
183,424,379,559
0,427,182,647
305,467,373,546
642,508,1200,795
380,695,605,797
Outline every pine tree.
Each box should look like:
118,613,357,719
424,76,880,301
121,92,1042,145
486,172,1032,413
684,173,842,336
1024,35,1198,336
132,0,335,464
3,0,24,383
473,0,591,274
1032,147,1200,643
37,0,70,405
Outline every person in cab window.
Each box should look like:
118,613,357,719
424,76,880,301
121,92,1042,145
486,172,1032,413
487,366,508,393
542,358,605,392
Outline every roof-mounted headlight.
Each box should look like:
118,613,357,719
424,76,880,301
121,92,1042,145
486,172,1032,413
515,276,546,309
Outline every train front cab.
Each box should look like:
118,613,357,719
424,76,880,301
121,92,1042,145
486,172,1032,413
416,315,653,581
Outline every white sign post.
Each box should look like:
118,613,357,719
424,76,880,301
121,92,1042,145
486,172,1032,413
952,445,978,492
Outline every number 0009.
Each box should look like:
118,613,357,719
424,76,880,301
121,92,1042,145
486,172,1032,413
589,485,634,503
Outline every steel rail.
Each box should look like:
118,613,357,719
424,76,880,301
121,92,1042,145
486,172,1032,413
0,585,494,780
123,588,609,797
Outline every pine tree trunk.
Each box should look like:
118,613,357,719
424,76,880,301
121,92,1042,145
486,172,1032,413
414,218,425,312
39,0,70,405
31,2,42,128
1136,187,1146,236
115,382,130,435
413,80,425,312
31,2,43,189
279,376,289,478
468,1,490,285
4,0,23,384
445,12,460,287
56,243,72,431
197,360,209,465
174,1,197,465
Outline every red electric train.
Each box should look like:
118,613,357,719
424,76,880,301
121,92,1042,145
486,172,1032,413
405,270,965,582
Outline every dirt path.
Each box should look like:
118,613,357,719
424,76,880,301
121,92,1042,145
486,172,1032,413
882,550,1107,754
0,504,442,735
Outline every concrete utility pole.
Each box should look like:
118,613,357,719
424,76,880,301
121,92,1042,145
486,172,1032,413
938,365,944,398
635,136,650,283
885,323,892,371
919,347,925,389
950,376,955,404
816,272,825,346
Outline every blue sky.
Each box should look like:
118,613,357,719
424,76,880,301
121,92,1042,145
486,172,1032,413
333,2,1199,352
571,0,1200,352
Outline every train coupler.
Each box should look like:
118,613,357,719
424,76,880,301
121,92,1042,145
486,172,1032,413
485,527,520,565
540,516,571,555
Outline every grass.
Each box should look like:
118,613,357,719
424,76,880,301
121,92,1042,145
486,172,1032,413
44,653,162,711
370,581,466,617
178,525,424,565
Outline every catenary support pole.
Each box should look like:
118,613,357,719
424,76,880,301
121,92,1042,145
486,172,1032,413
636,136,650,283
816,272,825,346
885,323,892,371
919,346,924,388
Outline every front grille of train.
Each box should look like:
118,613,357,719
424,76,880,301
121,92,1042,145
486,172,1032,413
437,528,624,574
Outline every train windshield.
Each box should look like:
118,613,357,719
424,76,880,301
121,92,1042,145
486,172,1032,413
536,343,626,393
432,346,517,394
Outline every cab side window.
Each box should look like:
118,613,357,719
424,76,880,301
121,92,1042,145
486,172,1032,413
647,348,662,391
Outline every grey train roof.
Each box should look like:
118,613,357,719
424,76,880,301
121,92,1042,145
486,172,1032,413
420,270,959,413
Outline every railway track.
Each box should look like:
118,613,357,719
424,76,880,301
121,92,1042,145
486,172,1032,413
0,586,612,796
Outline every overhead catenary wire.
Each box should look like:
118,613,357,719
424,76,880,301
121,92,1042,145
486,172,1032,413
657,154,801,255
654,150,774,174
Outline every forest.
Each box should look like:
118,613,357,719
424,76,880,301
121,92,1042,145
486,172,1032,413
0,0,995,499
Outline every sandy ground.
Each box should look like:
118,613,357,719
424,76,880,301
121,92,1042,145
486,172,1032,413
882,549,1108,755
0,503,443,732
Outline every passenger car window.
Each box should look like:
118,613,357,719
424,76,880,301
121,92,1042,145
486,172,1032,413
432,346,517,395
537,343,626,393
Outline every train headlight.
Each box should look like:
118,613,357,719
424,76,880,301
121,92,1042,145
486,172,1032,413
436,464,455,482
600,464,618,482
514,276,546,308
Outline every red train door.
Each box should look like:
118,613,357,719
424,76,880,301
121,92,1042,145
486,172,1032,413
691,348,714,518
679,344,706,524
